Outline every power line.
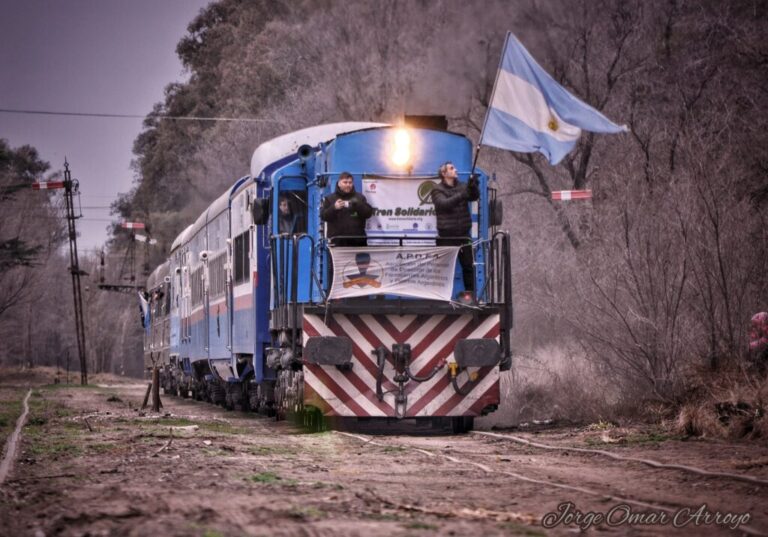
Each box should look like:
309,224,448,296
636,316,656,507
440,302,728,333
2,205,112,209
80,194,130,198
25,215,118,222
0,107,280,123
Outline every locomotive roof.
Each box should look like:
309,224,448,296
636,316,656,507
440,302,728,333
170,224,193,252
171,124,387,253
170,176,250,252
146,259,169,290
186,176,250,247
249,122,387,179
207,176,249,221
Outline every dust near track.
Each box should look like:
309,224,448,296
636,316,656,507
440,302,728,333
1,378,767,537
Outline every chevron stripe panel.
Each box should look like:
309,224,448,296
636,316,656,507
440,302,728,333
302,313,500,417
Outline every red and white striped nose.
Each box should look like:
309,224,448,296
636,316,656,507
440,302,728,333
302,313,501,418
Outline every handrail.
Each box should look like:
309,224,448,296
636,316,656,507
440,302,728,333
326,234,471,246
476,237,493,304
490,230,513,368
475,231,511,307
323,234,481,304
290,234,300,355
269,232,511,318
310,236,328,304
270,232,321,307
294,234,317,302
269,235,280,307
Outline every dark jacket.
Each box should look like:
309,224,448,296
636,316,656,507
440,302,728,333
431,179,479,236
321,185,373,242
278,213,299,235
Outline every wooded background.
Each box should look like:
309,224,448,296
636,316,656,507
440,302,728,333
2,0,766,425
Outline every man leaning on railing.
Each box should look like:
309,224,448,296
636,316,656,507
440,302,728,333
431,161,479,302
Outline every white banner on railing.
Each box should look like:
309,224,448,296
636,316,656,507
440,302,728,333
363,177,440,239
328,246,459,301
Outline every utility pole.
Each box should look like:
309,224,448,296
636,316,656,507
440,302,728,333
32,161,88,385
63,162,88,385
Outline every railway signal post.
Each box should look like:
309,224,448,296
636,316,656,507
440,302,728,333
32,161,88,385
97,222,153,293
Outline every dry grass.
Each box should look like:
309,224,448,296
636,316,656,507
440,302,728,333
479,344,768,440
674,363,768,440
0,388,26,448
480,345,620,428
0,365,140,387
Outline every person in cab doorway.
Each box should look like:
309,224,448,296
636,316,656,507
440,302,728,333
321,172,373,247
431,161,479,303
278,194,300,235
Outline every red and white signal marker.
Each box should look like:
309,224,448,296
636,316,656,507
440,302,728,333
551,189,592,201
31,181,65,190
121,222,146,230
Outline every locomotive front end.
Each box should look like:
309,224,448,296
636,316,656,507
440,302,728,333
268,125,513,430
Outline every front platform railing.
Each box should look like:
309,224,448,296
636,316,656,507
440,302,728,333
270,232,511,311
270,230,513,369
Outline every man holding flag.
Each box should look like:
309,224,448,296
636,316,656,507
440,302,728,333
479,32,627,165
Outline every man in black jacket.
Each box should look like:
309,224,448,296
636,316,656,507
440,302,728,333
431,161,479,298
321,171,373,247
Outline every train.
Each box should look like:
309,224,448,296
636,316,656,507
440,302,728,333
141,121,512,432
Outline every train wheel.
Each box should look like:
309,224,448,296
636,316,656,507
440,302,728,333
275,369,303,422
451,416,474,434
248,385,260,413
210,382,226,406
224,390,235,411
161,375,170,395
225,382,243,411
302,406,325,433
237,383,249,412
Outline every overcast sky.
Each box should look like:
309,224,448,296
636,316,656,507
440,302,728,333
0,0,211,253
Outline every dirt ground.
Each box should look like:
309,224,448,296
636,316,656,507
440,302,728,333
1,369,767,536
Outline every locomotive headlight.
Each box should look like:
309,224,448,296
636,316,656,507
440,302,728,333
391,128,411,167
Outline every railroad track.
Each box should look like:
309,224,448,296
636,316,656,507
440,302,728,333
9,382,766,537
117,385,768,535
474,431,768,487
0,389,32,486
336,430,767,536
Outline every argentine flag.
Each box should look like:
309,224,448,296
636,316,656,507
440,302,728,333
480,33,627,165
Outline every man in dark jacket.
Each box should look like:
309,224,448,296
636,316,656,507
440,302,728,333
321,171,373,247
431,161,479,297
278,195,299,235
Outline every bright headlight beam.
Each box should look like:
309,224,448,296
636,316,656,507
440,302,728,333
391,129,411,166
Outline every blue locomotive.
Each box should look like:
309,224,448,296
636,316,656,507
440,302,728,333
143,122,512,432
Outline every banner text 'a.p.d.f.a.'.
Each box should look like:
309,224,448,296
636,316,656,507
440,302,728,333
328,246,459,301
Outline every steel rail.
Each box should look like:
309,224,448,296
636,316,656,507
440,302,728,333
0,390,32,485
473,431,768,487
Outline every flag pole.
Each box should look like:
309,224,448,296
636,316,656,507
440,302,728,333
471,31,512,178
